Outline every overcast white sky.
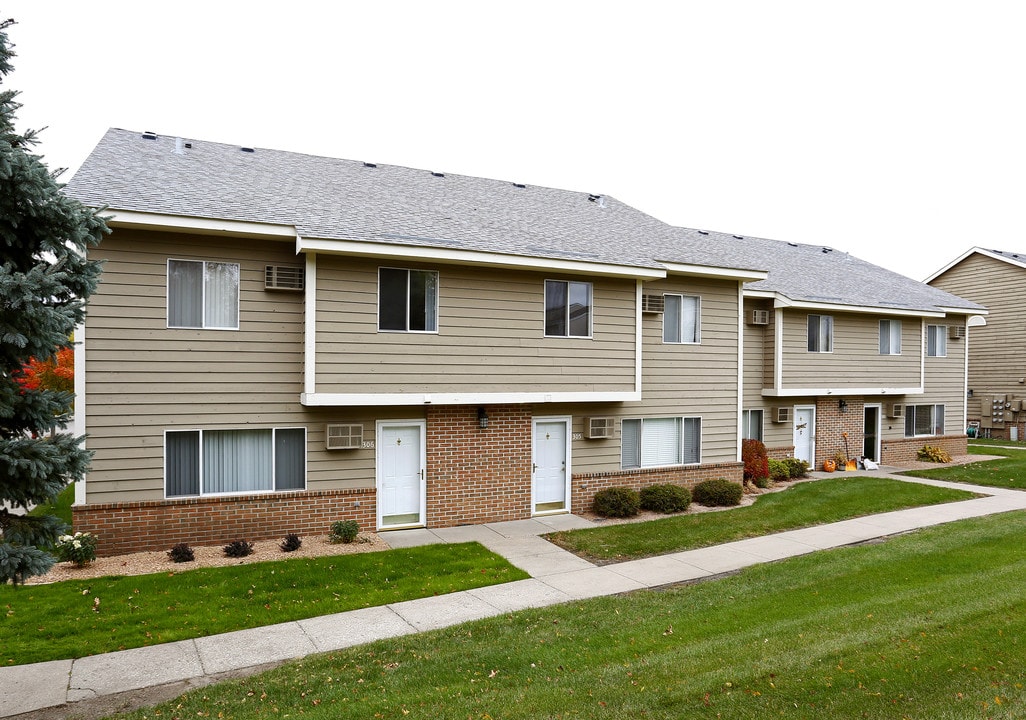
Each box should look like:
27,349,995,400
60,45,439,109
5,1,1023,280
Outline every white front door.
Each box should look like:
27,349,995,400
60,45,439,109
377,421,426,529
533,418,570,514
793,406,815,465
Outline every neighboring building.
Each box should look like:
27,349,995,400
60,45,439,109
927,247,1023,439
65,128,983,555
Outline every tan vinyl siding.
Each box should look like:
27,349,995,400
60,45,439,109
780,310,921,389
560,277,741,474
314,258,636,394
920,320,969,434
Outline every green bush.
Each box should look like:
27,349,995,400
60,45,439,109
917,445,952,463
768,458,791,483
784,457,810,478
639,484,691,513
54,532,97,567
753,474,772,489
592,487,641,518
692,478,743,507
329,520,360,544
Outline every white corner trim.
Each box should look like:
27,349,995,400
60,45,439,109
301,390,642,407
304,253,317,395
736,281,744,463
635,280,644,397
73,323,86,507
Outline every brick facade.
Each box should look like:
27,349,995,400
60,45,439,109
881,433,968,464
73,488,376,557
814,396,866,469
571,462,744,513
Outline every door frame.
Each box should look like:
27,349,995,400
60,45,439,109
375,419,427,530
531,416,572,515
863,403,882,462
792,405,816,466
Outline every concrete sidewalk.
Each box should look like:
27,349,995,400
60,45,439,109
4,471,1026,718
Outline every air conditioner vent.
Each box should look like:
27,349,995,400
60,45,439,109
325,423,363,450
641,294,665,314
949,325,966,339
265,265,305,291
585,417,615,439
749,309,770,325
888,403,904,418
774,407,791,423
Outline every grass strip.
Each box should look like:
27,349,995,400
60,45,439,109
108,512,1026,719
548,476,974,562
904,445,1026,489
0,542,527,666
26,482,75,526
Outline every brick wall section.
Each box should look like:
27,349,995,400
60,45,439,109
73,488,376,557
426,404,533,527
882,434,968,464
571,462,743,513
815,396,866,469
766,445,796,460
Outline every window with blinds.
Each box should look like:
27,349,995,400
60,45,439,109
621,416,701,469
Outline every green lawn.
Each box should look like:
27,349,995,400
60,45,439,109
26,482,75,526
547,476,975,562
904,445,1026,489
0,543,527,666
107,512,1026,719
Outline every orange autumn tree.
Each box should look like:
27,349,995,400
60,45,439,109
16,346,74,394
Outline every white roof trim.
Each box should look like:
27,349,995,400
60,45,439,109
924,246,1026,282
296,237,666,279
658,261,767,282
768,294,946,318
762,386,924,398
106,210,298,239
301,390,642,407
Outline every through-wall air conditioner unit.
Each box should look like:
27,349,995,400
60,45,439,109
949,325,966,339
749,309,770,326
265,265,305,291
585,417,615,439
325,423,363,450
641,294,665,314
774,407,791,423
888,403,904,418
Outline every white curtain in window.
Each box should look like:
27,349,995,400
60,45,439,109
681,296,699,343
204,262,240,329
203,429,272,493
168,260,203,328
422,271,438,332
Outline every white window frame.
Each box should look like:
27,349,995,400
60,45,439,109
742,409,763,441
164,427,308,498
621,416,701,469
663,293,701,344
904,404,945,437
378,267,439,333
879,319,902,355
544,279,593,338
926,325,947,357
167,258,240,330
807,314,833,353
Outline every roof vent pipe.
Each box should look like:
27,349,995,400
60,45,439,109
173,137,185,155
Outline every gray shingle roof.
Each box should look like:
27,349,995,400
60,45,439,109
66,128,982,314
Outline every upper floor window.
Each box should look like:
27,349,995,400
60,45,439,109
926,325,947,357
807,314,833,353
663,294,701,344
545,280,592,337
165,427,306,497
879,319,902,355
742,409,763,441
379,268,438,332
167,259,240,329
904,404,944,437
621,416,701,469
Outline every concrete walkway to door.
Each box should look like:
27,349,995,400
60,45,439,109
4,470,1026,719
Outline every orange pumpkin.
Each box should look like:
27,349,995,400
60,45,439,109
822,459,837,472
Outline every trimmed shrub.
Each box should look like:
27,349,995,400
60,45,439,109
223,539,254,558
917,444,952,463
54,532,98,567
784,457,810,478
592,486,641,518
768,458,791,484
279,533,302,552
742,439,770,485
329,520,360,544
692,478,743,507
166,543,195,563
639,484,691,513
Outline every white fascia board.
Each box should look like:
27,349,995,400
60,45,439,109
659,261,767,282
924,246,1026,282
762,387,924,397
296,237,665,279
937,305,988,316
107,210,298,240
772,296,946,318
301,390,641,407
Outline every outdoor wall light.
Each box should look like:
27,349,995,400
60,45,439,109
838,399,848,413
477,406,489,429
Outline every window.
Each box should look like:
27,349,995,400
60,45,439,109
905,405,945,437
742,409,763,441
879,319,901,355
621,417,701,469
165,428,306,497
545,280,592,337
379,268,438,332
663,294,701,343
926,325,947,357
807,314,833,352
167,259,240,329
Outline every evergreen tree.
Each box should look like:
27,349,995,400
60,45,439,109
0,20,107,584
